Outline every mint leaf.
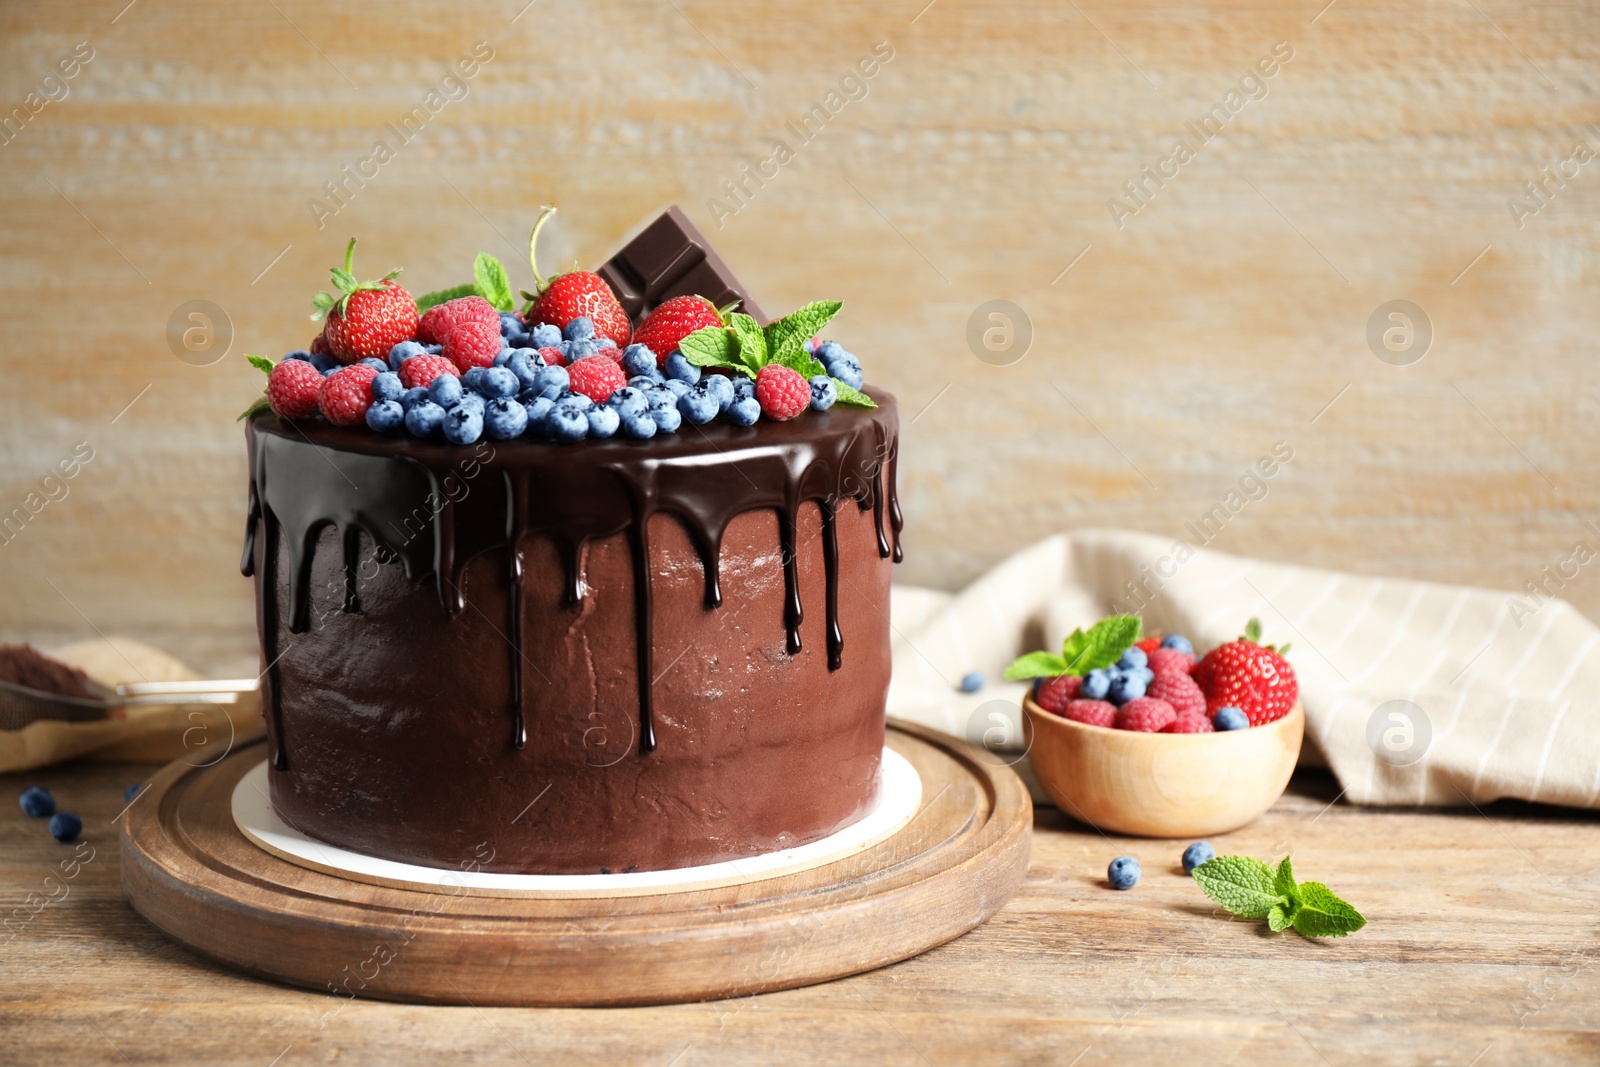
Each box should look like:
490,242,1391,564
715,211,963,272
237,396,272,421
473,253,515,312
1289,882,1366,938
416,283,478,314
1060,614,1142,675
1274,855,1298,902
1190,856,1286,920
727,313,767,373
245,354,275,376
1004,651,1071,681
763,300,841,367
831,379,877,408
1267,904,1293,932
769,348,829,378
679,326,748,374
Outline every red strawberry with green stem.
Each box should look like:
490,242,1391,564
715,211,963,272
522,207,631,346
312,238,419,364
1192,618,1298,726
633,294,733,367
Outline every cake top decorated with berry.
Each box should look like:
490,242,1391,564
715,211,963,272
242,207,875,447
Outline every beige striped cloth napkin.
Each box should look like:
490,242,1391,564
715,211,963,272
887,528,1600,809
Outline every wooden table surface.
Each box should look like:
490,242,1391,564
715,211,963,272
6,758,1598,1065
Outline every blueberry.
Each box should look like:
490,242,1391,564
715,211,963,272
1107,672,1146,705
399,386,428,411
358,357,388,373
1213,706,1249,731
563,317,596,342
365,399,405,433
1133,666,1154,685
1081,669,1111,700
309,352,340,375
678,386,720,426
387,342,425,370
1182,841,1215,874
507,350,542,392
645,387,676,412
404,400,447,437
726,396,761,426
1118,646,1148,671
499,312,522,336
663,378,690,398
505,331,531,350
568,339,601,361
547,404,588,443
628,372,664,390
663,351,701,384
283,349,312,363
442,405,484,445
959,670,985,693
456,392,485,416
808,375,837,411
429,374,463,408
523,396,555,437
19,786,54,818
49,812,83,843
596,336,617,350
803,337,820,354
371,371,403,401
422,343,444,355
621,345,658,377
492,349,513,367
1161,634,1195,655
123,783,142,804
621,411,658,439
586,405,620,439
703,374,735,411
652,404,682,433
730,377,756,403
477,367,519,399
825,360,864,390
608,386,648,419
1107,855,1140,890
816,340,846,363
533,364,569,400
482,397,528,440
555,392,594,415
530,323,562,348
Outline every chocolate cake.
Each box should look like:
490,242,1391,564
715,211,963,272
242,208,900,874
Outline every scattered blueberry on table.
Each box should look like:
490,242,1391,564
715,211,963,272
1108,855,1141,890
19,786,55,818
1182,841,1215,874
959,671,985,693
48,812,83,843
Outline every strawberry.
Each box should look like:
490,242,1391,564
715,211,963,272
1115,697,1176,733
1135,637,1161,655
522,207,631,346
266,359,324,419
1034,675,1082,715
1192,618,1298,726
632,295,727,367
1146,670,1206,718
318,364,379,427
754,364,809,421
312,238,419,364
418,295,499,345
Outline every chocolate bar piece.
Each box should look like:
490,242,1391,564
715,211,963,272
597,205,766,325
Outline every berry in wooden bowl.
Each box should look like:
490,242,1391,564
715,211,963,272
1009,616,1304,838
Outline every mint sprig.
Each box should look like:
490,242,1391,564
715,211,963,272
415,251,518,314
763,300,840,366
1005,614,1142,680
669,301,873,406
1192,855,1366,938
245,353,275,376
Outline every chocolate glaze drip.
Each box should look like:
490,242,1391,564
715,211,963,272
243,392,899,768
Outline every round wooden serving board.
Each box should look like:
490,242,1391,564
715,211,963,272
120,719,1032,1007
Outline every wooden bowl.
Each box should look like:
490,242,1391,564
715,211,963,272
1023,697,1303,837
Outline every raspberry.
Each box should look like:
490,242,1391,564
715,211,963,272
754,364,809,421
318,364,379,427
1034,675,1082,714
443,321,503,372
1147,670,1207,717
266,359,325,419
538,346,567,368
398,354,460,390
1135,637,1161,655
309,330,331,358
1063,699,1116,728
1162,713,1215,734
1147,647,1195,675
566,355,628,403
1114,697,1177,733
418,295,500,345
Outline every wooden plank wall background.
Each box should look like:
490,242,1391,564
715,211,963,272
0,1,1596,675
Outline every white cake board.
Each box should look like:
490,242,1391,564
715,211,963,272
231,747,922,898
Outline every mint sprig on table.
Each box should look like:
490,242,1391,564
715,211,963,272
678,301,876,408
1191,855,1366,937
415,251,518,313
1004,614,1142,680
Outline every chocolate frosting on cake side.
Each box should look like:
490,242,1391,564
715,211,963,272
242,394,900,873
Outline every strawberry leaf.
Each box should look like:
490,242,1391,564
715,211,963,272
416,283,479,314
245,354,276,376
473,252,515,312
727,313,768,373
237,396,272,422
831,379,877,408
763,300,841,367
1004,651,1072,680
1244,617,1263,643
